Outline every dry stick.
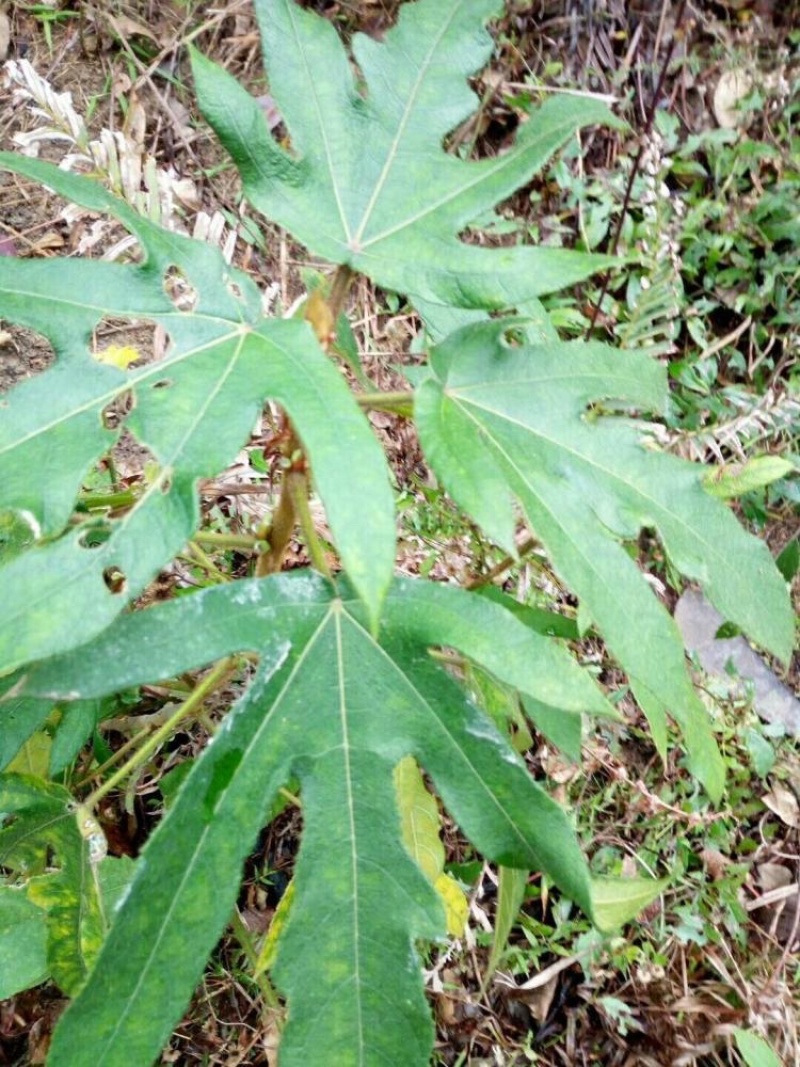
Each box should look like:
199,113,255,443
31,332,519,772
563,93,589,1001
585,0,689,337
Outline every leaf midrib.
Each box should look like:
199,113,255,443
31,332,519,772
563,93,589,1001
351,3,461,249
333,606,366,1064
89,609,330,1066
0,328,241,458
340,606,537,861
1,336,247,630
453,391,716,564
359,113,588,251
453,400,689,690
285,0,352,243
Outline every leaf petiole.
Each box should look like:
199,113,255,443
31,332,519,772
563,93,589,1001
79,658,238,811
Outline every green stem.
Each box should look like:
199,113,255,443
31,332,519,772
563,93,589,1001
76,724,151,788
288,472,333,579
194,531,265,550
79,489,138,510
81,658,236,810
356,390,414,415
186,540,230,583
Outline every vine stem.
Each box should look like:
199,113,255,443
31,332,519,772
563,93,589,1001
80,657,237,810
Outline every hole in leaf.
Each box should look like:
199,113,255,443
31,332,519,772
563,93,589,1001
163,265,198,312
108,430,159,484
226,279,243,300
0,326,56,394
101,389,135,430
102,566,127,595
501,326,525,347
78,521,112,549
0,508,39,565
92,317,169,369
152,378,173,389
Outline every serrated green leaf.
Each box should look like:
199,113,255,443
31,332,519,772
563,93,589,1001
0,156,394,671
191,0,619,311
95,856,137,925
49,700,103,775
466,663,533,754
44,572,605,1067
416,322,794,798
0,886,49,997
522,696,584,760
776,536,799,581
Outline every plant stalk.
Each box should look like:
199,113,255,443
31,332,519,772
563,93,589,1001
326,264,355,322
356,390,414,415
256,467,298,577
80,657,237,810
288,472,333,578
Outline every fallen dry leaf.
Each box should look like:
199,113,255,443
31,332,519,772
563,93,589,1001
762,783,800,828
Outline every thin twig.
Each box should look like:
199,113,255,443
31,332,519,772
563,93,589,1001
585,0,689,336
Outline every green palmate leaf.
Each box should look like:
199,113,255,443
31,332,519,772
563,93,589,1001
0,775,105,994
191,0,619,311
416,322,795,800
0,157,394,673
32,572,615,1067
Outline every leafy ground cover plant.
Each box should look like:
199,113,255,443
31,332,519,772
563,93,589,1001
0,1,794,1065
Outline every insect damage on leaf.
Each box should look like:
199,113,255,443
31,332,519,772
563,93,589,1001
0,155,395,671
